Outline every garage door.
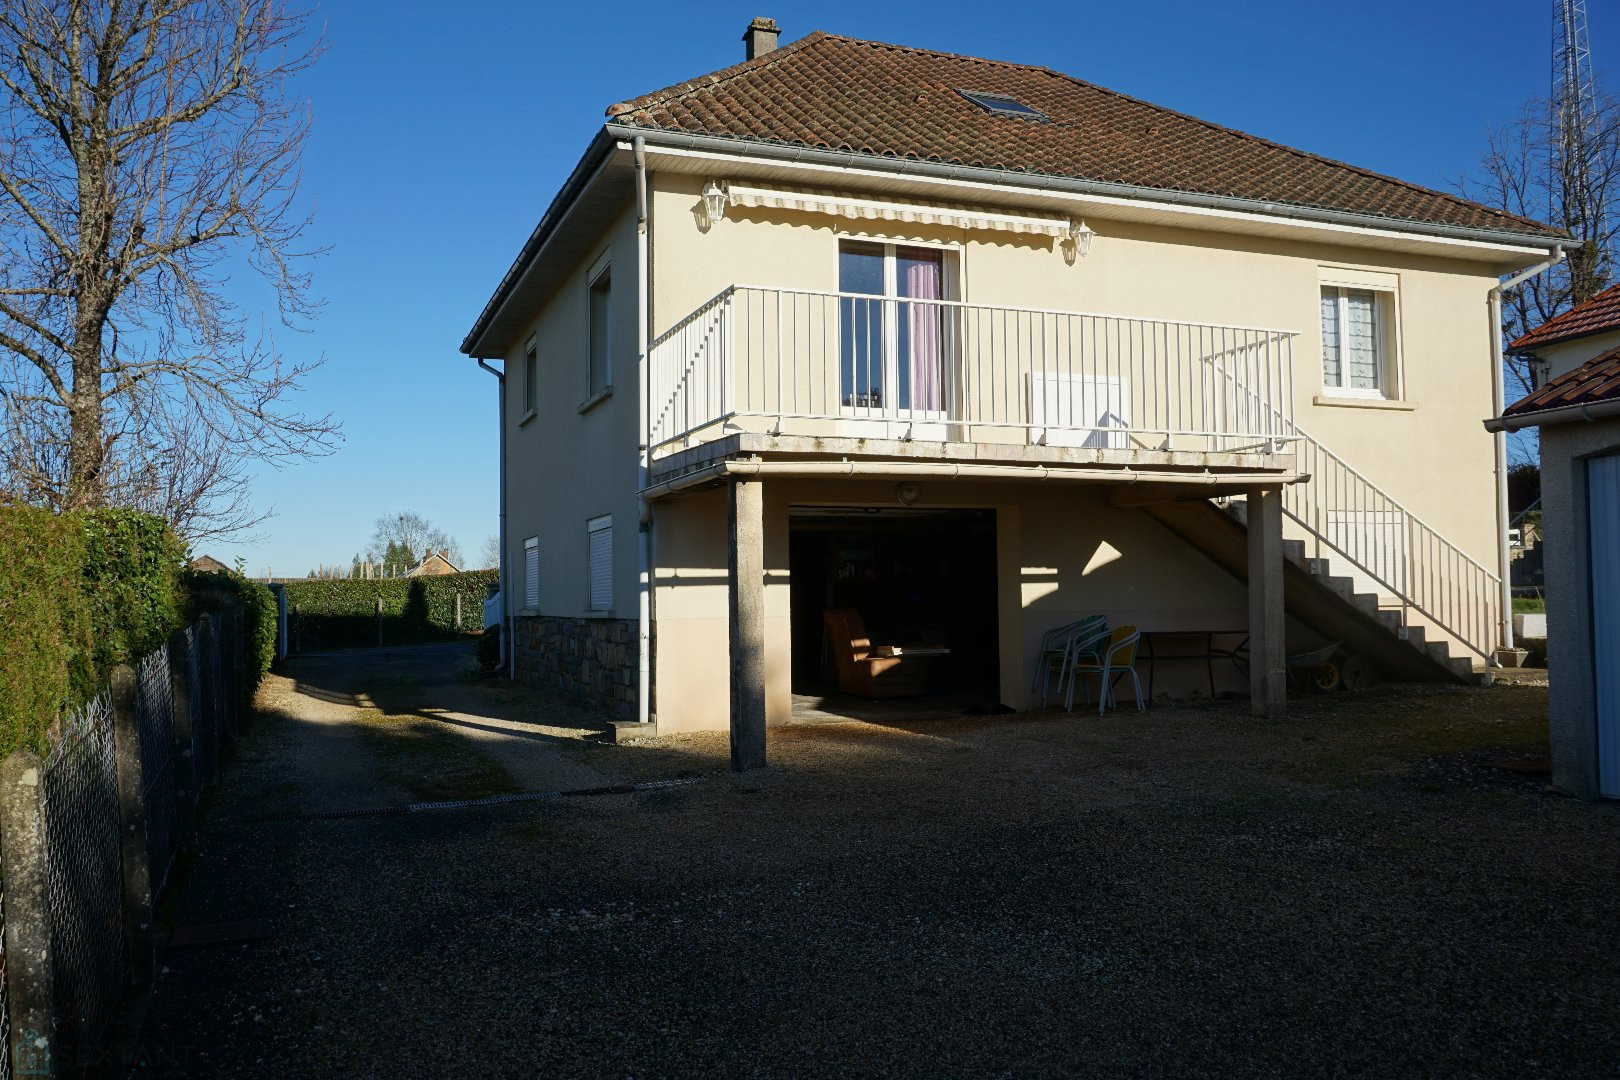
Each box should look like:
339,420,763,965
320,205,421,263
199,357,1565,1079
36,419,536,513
1591,453,1620,799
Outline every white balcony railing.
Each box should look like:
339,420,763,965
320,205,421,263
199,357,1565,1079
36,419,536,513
650,286,1298,457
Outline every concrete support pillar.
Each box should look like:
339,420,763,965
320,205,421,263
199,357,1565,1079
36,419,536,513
1246,486,1287,719
728,478,767,771
167,629,199,852
0,750,58,1078
111,665,157,988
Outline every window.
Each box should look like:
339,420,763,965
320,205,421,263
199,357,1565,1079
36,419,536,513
1320,285,1393,397
523,536,540,610
587,515,612,611
956,89,1048,120
523,345,538,414
838,240,951,414
588,266,611,397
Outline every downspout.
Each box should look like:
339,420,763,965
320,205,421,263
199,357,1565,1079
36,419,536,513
634,136,652,725
477,356,511,677
1488,243,1564,655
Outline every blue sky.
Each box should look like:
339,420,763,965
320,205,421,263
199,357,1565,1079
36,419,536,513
209,1,1610,576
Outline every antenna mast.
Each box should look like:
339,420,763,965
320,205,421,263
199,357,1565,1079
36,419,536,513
1553,0,1604,300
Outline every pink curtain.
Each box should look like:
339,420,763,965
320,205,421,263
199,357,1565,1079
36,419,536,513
905,258,942,411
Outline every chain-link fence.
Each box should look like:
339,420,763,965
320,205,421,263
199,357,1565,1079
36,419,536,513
41,690,124,1068
0,606,248,1077
134,648,178,897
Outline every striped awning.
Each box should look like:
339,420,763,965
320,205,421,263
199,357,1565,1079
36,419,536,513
722,182,1073,239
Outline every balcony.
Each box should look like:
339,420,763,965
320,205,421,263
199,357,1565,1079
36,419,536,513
648,286,1299,480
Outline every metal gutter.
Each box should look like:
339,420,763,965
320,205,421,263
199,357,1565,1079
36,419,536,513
605,124,1569,254
634,137,652,727
1484,396,1620,433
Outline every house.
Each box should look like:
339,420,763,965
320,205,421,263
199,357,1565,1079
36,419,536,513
189,554,231,574
463,20,1565,766
404,549,459,577
1489,290,1620,800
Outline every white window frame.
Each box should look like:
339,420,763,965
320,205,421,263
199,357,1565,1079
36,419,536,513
833,236,963,421
586,256,612,401
586,514,613,612
523,536,540,612
1318,269,1401,401
522,341,538,419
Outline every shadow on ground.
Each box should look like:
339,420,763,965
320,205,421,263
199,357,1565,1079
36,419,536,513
125,645,1620,1079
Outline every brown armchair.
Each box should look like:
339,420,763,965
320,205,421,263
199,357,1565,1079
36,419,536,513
822,608,929,699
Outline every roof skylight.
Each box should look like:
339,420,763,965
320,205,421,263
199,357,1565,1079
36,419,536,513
956,89,1048,120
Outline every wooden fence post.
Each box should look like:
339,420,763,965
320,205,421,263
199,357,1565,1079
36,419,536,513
455,592,462,631
111,665,157,988
167,628,199,852
0,750,59,1078
377,597,384,646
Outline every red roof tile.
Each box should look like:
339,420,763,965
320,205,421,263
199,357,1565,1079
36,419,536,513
1502,347,1620,417
1508,281,1620,351
609,33,1561,239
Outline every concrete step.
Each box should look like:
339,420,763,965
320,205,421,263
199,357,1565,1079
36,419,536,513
1446,656,1475,680
1425,641,1454,666
1283,539,1306,567
1325,576,1356,601
1305,558,1331,578
1398,624,1426,648
1351,592,1380,617
1375,610,1402,634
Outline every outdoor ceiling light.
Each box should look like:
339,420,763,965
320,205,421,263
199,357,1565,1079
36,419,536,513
702,180,729,224
1067,218,1095,258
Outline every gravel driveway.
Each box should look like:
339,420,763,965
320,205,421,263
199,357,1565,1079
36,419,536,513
127,644,1620,1078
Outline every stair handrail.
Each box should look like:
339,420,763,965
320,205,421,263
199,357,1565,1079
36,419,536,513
1198,344,1500,661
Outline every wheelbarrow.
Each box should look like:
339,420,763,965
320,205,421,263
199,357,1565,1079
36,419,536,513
1286,642,1372,693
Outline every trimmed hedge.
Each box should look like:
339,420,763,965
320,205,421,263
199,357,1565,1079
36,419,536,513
187,567,278,699
284,569,497,651
0,506,189,754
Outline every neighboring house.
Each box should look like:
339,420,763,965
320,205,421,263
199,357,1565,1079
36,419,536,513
463,20,1565,764
404,549,459,577
190,554,231,574
1490,299,1620,800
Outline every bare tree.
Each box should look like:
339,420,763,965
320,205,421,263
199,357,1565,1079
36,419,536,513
1461,93,1620,397
0,0,338,540
368,511,461,569
478,533,499,571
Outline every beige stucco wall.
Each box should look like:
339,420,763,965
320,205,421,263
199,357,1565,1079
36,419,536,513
649,171,1505,571
651,477,1302,733
502,204,643,623
1529,329,1620,381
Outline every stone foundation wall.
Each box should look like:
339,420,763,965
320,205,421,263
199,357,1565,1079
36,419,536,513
512,615,637,719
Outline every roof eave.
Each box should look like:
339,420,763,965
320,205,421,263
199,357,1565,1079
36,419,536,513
461,128,619,358
607,124,1568,254
1485,396,1620,432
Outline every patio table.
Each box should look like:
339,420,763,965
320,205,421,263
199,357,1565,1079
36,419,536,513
1141,630,1249,699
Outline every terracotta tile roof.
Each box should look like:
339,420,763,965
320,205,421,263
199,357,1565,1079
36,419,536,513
1502,346,1620,418
608,33,1560,239
1508,281,1620,351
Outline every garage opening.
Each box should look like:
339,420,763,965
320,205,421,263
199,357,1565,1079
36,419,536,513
788,506,1000,716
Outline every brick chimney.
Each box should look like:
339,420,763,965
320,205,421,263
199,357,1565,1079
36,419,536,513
742,17,780,60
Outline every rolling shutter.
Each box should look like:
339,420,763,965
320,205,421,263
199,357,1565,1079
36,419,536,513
587,516,613,611
523,537,539,610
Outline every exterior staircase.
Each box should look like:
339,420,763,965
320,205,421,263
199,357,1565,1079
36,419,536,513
1142,492,1488,688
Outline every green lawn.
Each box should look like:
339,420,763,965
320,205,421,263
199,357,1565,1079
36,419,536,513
1512,597,1546,614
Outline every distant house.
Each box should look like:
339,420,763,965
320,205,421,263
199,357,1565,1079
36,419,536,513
404,549,459,577
1491,292,1620,800
190,554,230,574
464,18,1564,763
